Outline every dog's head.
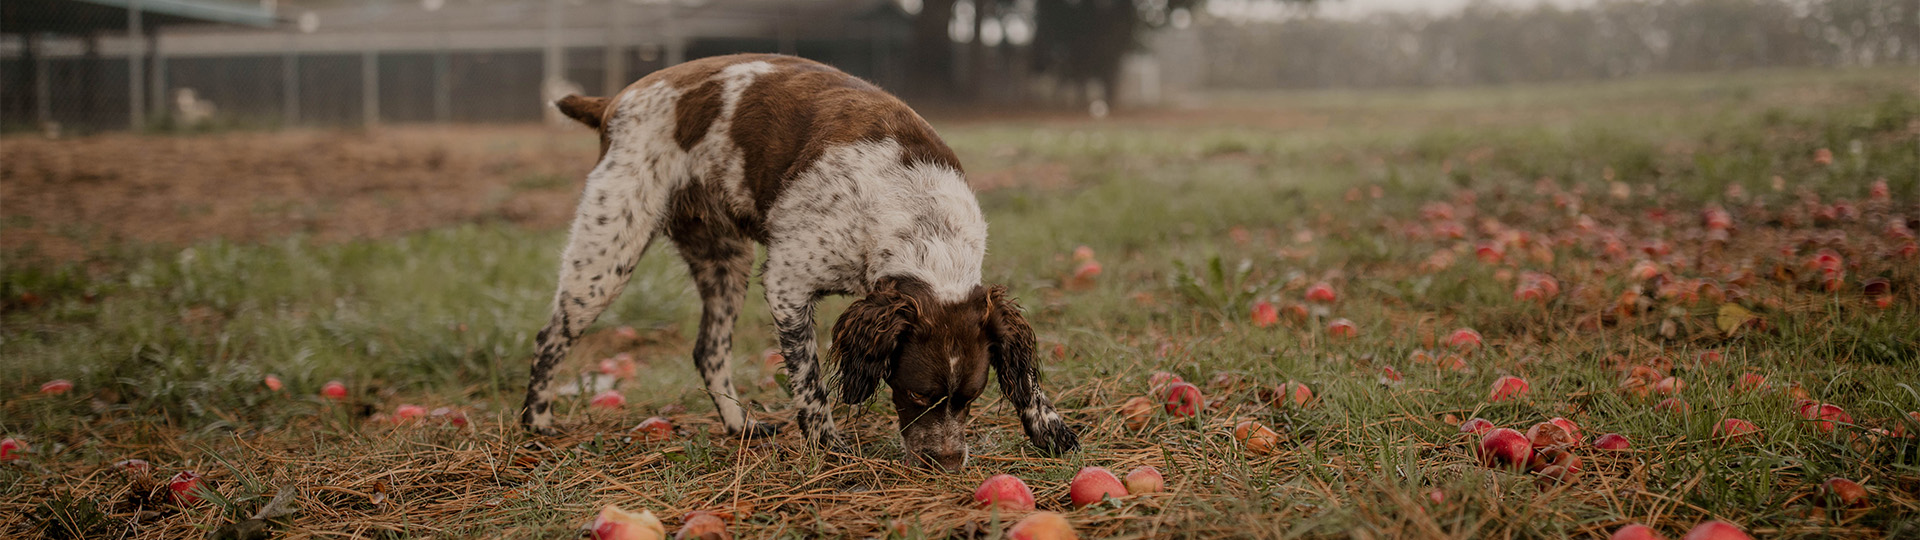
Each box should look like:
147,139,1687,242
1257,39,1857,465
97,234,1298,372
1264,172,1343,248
831,276,1036,472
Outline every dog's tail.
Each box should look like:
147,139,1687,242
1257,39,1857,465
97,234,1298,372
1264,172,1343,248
553,94,610,130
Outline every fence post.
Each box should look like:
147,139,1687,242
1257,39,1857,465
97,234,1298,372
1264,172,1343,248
282,32,298,127
605,0,626,94
543,0,564,124
128,0,144,130
362,47,378,128
435,7,450,124
148,30,165,125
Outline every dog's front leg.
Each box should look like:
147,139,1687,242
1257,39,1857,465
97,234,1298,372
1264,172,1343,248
764,282,844,450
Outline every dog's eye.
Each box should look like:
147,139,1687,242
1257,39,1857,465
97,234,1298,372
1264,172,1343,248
902,391,932,406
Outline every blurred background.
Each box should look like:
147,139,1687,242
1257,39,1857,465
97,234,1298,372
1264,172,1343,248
3,0,1916,132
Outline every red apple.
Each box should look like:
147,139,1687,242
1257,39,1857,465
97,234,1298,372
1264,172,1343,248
1548,417,1582,442
1593,433,1631,450
675,511,731,540
1123,466,1164,495
393,404,428,423
591,390,627,409
1251,301,1280,328
39,379,73,395
1275,381,1313,408
1611,523,1665,540
1526,422,1577,448
0,438,26,461
591,504,665,540
1714,418,1761,443
600,354,639,379
1459,417,1495,436
1234,420,1280,455
1654,376,1685,395
321,380,349,400
1379,366,1404,384
1656,398,1691,414
168,471,204,504
1006,512,1078,540
1696,350,1723,365
1731,373,1765,393
634,417,673,441
430,407,469,427
1069,467,1127,508
1305,282,1337,303
1326,318,1359,339
1821,477,1868,507
1801,403,1853,434
1477,428,1533,469
1489,376,1529,402
1148,371,1183,393
1681,520,1750,540
1072,245,1096,262
1446,328,1483,350
1163,382,1203,418
1072,260,1102,281
1120,396,1156,431
263,375,284,392
973,474,1037,511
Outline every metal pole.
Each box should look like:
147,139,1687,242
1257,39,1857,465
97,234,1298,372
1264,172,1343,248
435,13,450,124
663,3,683,66
31,34,51,127
282,32,298,126
362,48,378,128
604,0,626,94
128,0,144,130
148,30,164,125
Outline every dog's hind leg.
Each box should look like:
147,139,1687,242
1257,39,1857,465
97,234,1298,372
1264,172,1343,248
673,226,778,439
521,158,675,435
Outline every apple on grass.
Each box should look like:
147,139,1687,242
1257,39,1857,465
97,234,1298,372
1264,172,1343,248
1163,382,1203,418
1123,466,1164,495
1069,467,1127,508
1458,417,1495,436
1821,477,1868,507
1477,428,1533,470
675,511,731,540
1611,524,1665,540
1007,512,1078,540
1120,396,1156,431
1681,520,1750,540
973,474,1036,511
1489,376,1529,402
591,505,666,540
1593,433,1631,450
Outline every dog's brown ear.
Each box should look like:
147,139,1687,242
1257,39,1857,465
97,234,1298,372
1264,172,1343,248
986,285,1079,454
554,94,609,130
832,284,917,404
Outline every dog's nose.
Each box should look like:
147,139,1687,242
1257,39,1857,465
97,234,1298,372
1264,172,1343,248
916,449,967,472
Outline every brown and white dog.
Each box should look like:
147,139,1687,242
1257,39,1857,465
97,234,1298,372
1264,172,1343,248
522,54,1077,470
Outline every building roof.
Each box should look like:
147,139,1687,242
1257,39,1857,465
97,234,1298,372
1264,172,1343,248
2,0,279,35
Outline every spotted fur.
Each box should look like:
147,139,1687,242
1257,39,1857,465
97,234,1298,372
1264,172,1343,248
522,54,1078,467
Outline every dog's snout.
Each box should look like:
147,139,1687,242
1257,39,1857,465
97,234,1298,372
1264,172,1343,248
914,448,968,472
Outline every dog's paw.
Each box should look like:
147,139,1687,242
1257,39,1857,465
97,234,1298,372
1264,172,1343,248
729,420,783,440
1028,421,1081,455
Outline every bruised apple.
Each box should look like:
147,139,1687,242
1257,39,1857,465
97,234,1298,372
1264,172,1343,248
1007,512,1078,540
1068,467,1127,508
1120,396,1157,431
1477,428,1533,470
1163,382,1203,418
591,505,666,540
1123,466,1164,495
973,474,1037,511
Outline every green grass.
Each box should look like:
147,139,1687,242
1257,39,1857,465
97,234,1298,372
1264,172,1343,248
4,67,1919,538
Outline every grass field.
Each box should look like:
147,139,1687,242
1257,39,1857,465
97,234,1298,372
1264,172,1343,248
3,67,1919,539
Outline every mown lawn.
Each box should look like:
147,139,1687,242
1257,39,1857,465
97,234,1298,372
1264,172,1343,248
3,67,1918,539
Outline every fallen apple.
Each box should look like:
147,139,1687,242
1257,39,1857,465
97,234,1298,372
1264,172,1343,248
1069,467,1127,508
1276,381,1313,408
1006,512,1078,540
1731,373,1765,393
1459,418,1495,436
633,417,673,441
39,379,73,395
1163,382,1203,418
1593,433,1631,450
675,511,732,540
430,407,469,427
1547,417,1582,442
1123,466,1164,495
600,354,639,379
1713,418,1761,443
591,504,666,540
1326,318,1359,339
1656,398,1691,414
1680,520,1750,540
321,380,349,400
1073,245,1096,262
591,390,627,409
1120,396,1156,431
1251,301,1280,328
973,474,1037,511
1477,428,1533,470
0,438,25,461
1306,282,1337,303
1821,477,1868,507
1233,420,1281,455
1611,523,1665,540
1379,366,1404,384
1148,371,1184,393
1800,403,1853,434
1446,328,1483,350
168,470,204,504
1654,376,1685,396
1489,376,1529,402
1526,422,1577,448
393,404,428,423
263,375,284,391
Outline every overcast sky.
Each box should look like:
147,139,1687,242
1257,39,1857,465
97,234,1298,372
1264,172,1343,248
1210,0,1603,20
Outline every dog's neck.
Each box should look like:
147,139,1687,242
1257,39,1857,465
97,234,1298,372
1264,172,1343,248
864,161,987,304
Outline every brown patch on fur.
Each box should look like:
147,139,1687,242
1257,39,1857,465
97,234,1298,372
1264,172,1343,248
674,80,725,151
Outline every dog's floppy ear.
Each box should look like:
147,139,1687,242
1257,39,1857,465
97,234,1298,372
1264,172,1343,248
985,285,1079,454
832,283,917,404
553,94,609,130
